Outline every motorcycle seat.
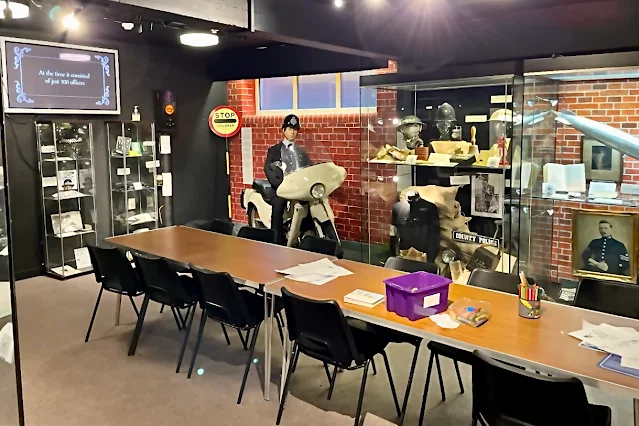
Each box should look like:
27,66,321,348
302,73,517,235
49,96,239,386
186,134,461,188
252,179,276,203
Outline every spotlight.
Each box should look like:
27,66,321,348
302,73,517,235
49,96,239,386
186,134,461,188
62,12,79,30
1,0,29,19
334,0,344,7
138,23,143,33
180,30,219,47
121,22,134,31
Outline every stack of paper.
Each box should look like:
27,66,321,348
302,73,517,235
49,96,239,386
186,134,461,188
344,290,384,308
276,258,353,285
569,321,639,371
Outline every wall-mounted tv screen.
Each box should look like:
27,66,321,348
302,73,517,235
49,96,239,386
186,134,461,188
1,37,120,114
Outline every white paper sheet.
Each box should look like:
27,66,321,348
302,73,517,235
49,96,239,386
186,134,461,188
276,258,352,285
162,173,173,197
430,314,460,329
74,247,92,270
160,135,171,154
241,128,254,185
570,322,639,360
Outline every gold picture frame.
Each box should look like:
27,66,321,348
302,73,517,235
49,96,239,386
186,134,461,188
571,209,638,284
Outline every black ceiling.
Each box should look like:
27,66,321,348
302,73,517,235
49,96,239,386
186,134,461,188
0,0,272,51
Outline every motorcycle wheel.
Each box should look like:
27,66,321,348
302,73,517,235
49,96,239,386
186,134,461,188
247,204,267,229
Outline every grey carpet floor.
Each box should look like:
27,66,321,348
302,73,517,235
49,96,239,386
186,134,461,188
11,274,635,425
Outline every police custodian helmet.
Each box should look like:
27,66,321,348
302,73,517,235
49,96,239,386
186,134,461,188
282,114,301,130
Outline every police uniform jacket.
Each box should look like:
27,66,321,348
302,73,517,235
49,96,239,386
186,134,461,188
581,236,630,275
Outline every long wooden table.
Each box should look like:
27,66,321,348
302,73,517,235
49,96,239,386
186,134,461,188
267,259,639,424
106,226,327,401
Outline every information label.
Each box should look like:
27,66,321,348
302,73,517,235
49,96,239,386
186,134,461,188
452,231,500,248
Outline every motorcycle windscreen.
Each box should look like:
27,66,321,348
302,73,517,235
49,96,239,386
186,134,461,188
281,140,333,175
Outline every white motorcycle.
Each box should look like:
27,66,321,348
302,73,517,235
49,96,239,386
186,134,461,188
241,141,346,247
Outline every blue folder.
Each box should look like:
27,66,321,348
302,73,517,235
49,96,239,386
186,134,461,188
598,354,639,380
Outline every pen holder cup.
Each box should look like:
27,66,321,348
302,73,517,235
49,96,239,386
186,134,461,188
518,298,541,319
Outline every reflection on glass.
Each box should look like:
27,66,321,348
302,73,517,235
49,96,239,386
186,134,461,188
341,71,377,108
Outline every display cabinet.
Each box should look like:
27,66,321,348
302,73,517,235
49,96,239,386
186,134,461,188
359,69,524,281
36,121,97,279
106,121,159,236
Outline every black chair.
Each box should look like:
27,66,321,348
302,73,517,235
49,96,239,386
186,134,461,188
277,287,401,426
184,219,234,235
85,245,144,342
128,253,202,357
177,266,269,404
299,234,341,257
575,278,639,319
418,269,521,425
471,350,611,426
384,257,439,274
237,226,276,244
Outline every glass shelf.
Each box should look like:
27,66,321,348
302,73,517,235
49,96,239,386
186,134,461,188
47,229,95,239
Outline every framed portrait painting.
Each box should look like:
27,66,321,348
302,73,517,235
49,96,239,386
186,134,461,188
571,209,638,284
471,173,504,219
581,136,622,182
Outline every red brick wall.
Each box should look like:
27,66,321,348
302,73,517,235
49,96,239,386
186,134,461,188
543,79,639,281
227,63,397,243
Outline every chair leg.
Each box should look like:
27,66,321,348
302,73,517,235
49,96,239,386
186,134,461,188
323,362,332,383
237,328,248,350
177,308,187,329
434,353,446,401
170,307,183,331
237,324,261,404
381,351,401,417
276,343,298,425
454,360,465,394
418,352,435,426
187,310,208,378
399,344,421,426
471,418,478,426
84,287,104,343
221,324,231,345
274,313,284,344
128,295,140,317
292,347,301,372
128,295,150,356
160,304,165,313
176,303,197,373
371,358,377,375
327,365,338,400
354,359,371,426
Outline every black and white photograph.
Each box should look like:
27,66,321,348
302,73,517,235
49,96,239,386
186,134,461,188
471,173,504,219
572,209,638,284
582,136,622,182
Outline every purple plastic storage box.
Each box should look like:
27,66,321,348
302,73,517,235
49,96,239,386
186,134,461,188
383,272,452,321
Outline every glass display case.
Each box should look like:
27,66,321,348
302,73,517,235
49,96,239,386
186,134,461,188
106,121,158,236
36,121,97,279
519,60,639,288
359,69,524,283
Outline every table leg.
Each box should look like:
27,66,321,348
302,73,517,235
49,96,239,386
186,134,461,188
114,294,122,326
265,293,275,401
280,321,291,401
634,398,639,426
263,291,271,401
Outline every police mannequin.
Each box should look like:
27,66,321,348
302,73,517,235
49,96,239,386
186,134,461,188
264,114,310,245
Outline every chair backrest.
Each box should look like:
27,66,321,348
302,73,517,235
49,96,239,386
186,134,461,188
208,219,234,235
384,256,439,274
281,287,362,367
472,350,598,426
237,226,275,244
189,265,253,326
87,245,143,294
468,269,520,295
132,253,193,305
299,235,339,257
575,278,639,319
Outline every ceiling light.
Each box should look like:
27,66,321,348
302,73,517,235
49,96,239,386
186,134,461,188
1,1,29,19
334,0,344,8
62,12,79,30
180,31,219,47
121,22,134,30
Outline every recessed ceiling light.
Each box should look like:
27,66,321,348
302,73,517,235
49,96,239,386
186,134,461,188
180,31,220,47
334,0,344,8
0,0,29,19
121,22,134,31
256,46,268,50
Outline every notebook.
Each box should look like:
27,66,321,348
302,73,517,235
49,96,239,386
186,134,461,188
598,354,639,380
344,290,384,308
